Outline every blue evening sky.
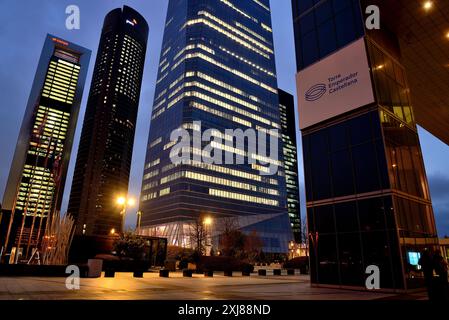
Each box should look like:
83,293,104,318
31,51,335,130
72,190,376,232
0,0,448,235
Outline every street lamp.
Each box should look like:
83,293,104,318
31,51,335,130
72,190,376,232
203,216,213,255
203,216,213,226
136,211,142,233
116,195,136,233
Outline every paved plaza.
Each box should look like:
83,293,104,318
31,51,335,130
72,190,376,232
0,272,427,300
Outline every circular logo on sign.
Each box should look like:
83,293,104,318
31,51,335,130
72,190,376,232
305,83,327,102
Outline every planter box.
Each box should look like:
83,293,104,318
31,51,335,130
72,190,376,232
258,269,267,276
273,269,282,276
87,259,103,278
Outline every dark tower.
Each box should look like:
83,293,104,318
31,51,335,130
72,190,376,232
68,6,149,236
278,89,301,243
0,35,90,261
292,0,439,291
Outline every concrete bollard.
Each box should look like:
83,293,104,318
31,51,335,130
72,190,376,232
133,270,144,278
204,270,214,277
183,269,193,277
104,269,115,278
224,270,233,277
159,269,170,278
273,269,282,276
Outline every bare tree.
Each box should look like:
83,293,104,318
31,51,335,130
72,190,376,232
188,217,210,256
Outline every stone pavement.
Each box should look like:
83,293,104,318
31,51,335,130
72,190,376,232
0,272,428,300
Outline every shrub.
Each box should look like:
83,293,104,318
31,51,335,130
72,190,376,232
178,258,189,270
283,256,309,269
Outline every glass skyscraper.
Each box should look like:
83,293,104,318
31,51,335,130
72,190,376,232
139,0,292,253
0,35,91,261
278,89,301,243
292,0,438,290
68,6,149,237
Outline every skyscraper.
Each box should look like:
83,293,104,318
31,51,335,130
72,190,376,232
278,89,301,243
292,0,439,290
0,35,91,261
68,6,149,237
139,0,292,253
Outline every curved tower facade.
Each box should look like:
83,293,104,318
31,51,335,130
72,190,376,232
68,6,149,236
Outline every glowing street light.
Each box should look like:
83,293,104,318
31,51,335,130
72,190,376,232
203,216,213,226
116,195,136,233
116,196,126,206
423,1,433,11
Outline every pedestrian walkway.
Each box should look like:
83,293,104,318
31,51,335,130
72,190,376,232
0,272,428,300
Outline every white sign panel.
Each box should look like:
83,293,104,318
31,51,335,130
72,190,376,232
297,38,375,129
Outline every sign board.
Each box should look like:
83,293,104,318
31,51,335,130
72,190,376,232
296,38,375,129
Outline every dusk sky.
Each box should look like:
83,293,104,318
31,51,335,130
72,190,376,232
0,0,448,235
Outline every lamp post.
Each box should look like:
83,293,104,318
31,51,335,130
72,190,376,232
136,211,142,234
203,216,213,256
116,196,135,233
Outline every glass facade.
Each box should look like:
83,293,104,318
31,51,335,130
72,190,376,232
68,6,149,236
0,35,90,260
278,89,301,243
293,0,438,290
139,0,292,253
292,0,364,70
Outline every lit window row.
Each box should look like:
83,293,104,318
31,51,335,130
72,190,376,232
168,90,275,128
149,137,162,148
170,51,277,93
159,170,278,196
145,158,160,170
160,187,171,196
209,188,278,206
169,80,260,113
142,180,159,190
185,17,270,59
235,22,270,45
196,11,273,54
143,169,159,180
141,192,157,202
220,0,258,22
191,102,252,127
252,0,270,12
218,45,275,77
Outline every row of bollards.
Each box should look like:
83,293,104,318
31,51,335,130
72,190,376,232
103,268,299,278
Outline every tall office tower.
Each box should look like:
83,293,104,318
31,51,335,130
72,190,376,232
278,89,301,243
292,0,439,291
0,35,90,260
139,0,292,253
68,6,148,236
